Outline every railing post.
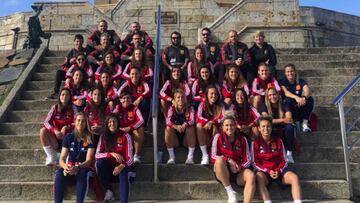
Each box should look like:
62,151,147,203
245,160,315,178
338,100,353,198
151,4,161,183
11,27,20,50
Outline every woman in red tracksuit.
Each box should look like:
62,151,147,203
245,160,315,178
84,86,110,136
196,85,224,165
159,66,190,116
187,46,212,86
229,88,260,139
252,116,302,203
65,52,94,86
98,70,118,111
121,48,153,81
65,69,89,113
221,64,249,108
251,63,281,111
191,65,220,109
118,67,151,125
94,51,123,88
39,88,74,166
112,90,144,164
95,114,135,203
211,112,255,203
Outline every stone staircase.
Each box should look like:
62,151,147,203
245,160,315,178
0,47,359,202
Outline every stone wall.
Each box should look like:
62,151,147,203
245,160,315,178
300,6,360,47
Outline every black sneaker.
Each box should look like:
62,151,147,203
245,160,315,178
44,93,58,100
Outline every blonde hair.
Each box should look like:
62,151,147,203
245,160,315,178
253,30,265,38
264,87,284,119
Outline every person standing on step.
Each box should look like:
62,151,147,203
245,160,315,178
252,116,302,203
261,87,296,163
249,31,277,80
54,112,95,203
197,27,223,83
46,34,87,100
162,31,190,81
211,111,255,203
164,89,196,164
40,88,75,166
280,64,314,133
112,91,145,164
221,30,251,84
95,114,135,203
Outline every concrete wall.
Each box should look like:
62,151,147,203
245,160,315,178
300,7,360,47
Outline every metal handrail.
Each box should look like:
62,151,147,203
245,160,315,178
151,4,161,183
332,74,360,199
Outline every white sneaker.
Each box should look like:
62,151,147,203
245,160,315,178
200,155,209,165
227,190,238,203
45,155,58,166
167,158,175,164
302,121,311,132
133,154,142,164
185,157,194,164
104,189,115,202
287,154,295,163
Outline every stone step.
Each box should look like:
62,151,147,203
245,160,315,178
277,47,360,54
42,57,64,65
305,76,357,86
0,180,350,200
277,54,360,62
0,146,358,165
20,90,54,100
0,162,354,182
278,61,360,71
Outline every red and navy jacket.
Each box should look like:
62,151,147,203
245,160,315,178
251,136,288,174
88,30,121,48
221,41,251,66
94,64,122,81
159,80,191,102
229,105,260,126
211,132,251,169
64,83,88,103
118,79,151,101
251,77,281,96
123,31,153,50
95,131,134,167
166,106,195,128
192,80,220,102
66,64,93,80
121,62,153,80
60,47,87,72
198,42,222,67
42,104,74,134
84,103,110,127
221,80,250,99
162,45,190,67
196,101,225,126
112,104,144,130
187,60,213,84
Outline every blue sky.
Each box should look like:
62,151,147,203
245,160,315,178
0,0,359,17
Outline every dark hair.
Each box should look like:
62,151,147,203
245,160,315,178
198,65,216,93
72,68,89,89
192,46,207,79
170,66,185,89
99,19,108,26
256,116,273,127
74,34,84,41
119,90,132,100
233,88,250,122
201,27,211,34
57,88,72,113
204,85,222,119
170,31,181,39
103,113,120,152
224,64,247,88
130,48,147,69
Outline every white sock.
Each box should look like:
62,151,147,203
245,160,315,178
264,200,272,203
303,119,309,124
224,185,234,193
294,200,302,203
43,146,53,158
167,148,175,159
200,145,208,157
187,147,195,159
287,150,293,156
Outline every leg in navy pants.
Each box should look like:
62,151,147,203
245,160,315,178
54,168,91,203
96,158,133,203
283,124,295,152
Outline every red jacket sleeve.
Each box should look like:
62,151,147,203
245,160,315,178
196,102,208,125
43,105,57,134
159,80,172,101
210,133,227,164
221,81,232,99
251,139,270,174
95,136,111,160
221,43,232,65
